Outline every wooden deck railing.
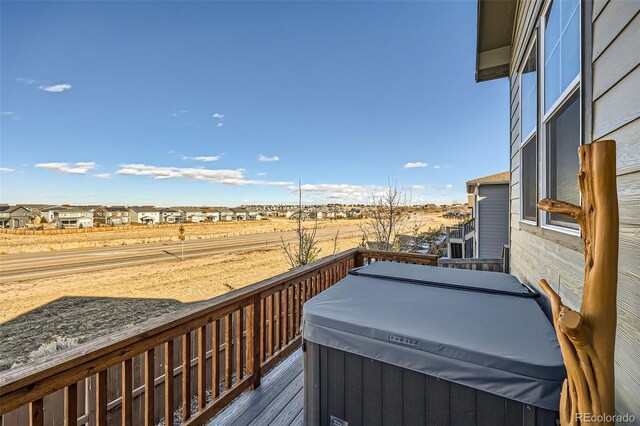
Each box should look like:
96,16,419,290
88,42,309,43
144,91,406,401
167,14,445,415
0,248,437,426
446,218,475,240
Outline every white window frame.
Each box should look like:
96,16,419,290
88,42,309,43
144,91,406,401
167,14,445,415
539,0,582,237
519,34,539,226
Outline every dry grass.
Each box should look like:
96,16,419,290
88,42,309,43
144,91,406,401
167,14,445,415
0,218,368,254
0,236,362,370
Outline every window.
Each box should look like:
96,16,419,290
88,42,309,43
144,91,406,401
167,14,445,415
521,139,538,221
520,40,538,222
546,90,580,227
521,40,537,141
541,0,581,231
543,0,580,113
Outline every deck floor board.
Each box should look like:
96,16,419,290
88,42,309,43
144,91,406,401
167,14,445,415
208,349,303,426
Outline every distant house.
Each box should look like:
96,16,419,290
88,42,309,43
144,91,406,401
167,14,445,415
3,206,33,229
203,209,220,222
215,208,235,221
95,207,131,226
0,205,12,228
231,208,248,221
180,208,207,223
446,171,509,259
160,209,183,223
45,207,94,229
130,207,162,224
246,209,262,221
466,172,509,258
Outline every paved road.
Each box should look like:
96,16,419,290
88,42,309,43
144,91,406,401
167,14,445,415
0,226,361,283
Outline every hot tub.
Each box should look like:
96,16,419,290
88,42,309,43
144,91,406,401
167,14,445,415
302,262,564,426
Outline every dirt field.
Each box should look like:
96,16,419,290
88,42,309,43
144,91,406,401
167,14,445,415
0,236,365,370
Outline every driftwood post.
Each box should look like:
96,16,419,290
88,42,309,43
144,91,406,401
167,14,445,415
537,140,618,426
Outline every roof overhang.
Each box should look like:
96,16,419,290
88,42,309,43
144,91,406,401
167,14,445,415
475,0,517,82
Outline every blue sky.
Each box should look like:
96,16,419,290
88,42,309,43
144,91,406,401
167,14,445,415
0,1,509,206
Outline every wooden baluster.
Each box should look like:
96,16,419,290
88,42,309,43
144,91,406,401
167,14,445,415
145,349,155,426
121,359,133,425
212,319,220,399
225,314,232,389
274,291,281,350
197,326,207,410
292,284,296,338
165,340,174,426
96,370,107,426
235,308,244,381
182,333,191,422
29,398,43,426
246,303,254,377
251,295,262,389
259,297,265,363
267,294,274,358
293,283,299,337
64,383,77,426
282,286,289,345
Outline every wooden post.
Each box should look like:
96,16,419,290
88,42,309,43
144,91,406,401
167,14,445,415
251,294,262,389
537,140,618,425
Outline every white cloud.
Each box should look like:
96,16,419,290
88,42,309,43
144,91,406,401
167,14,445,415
167,150,175,154
404,161,427,168
409,184,424,190
1,111,19,120
446,184,453,189
258,154,280,162
93,173,111,179
39,83,72,92
35,161,96,174
115,163,291,186
256,172,267,177
212,113,224,119
433,165,441,169
291,183,384,203
217,122,224,127
182,155,222,162
17,77,39,85
0,167,15,173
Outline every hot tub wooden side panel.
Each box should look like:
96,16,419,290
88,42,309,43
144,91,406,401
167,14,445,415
303,341,559,426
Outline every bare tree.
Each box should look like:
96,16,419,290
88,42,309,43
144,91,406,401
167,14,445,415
281,181,322,269
360,180,412,251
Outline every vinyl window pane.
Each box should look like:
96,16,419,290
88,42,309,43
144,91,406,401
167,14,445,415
521,138,537,221
521,41,537,138
544,0,580,112
546,91,580,228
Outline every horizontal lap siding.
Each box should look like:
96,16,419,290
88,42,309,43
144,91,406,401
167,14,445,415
592,0,640,417
477,185,509,258
510,0,640,420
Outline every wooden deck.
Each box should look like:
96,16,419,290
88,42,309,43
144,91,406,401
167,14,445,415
208,349,303,426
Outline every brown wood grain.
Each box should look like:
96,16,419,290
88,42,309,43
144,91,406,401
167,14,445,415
197,326,207,410
121,359,132,426
182,333,191,422
211,320,220,399
144,349,154,426
64,383,77,426
165,340,174,426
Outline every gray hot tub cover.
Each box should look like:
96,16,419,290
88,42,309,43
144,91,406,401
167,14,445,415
302,262,565,411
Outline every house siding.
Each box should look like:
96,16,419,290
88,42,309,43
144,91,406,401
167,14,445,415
476,184,509,258
508,0,639,419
